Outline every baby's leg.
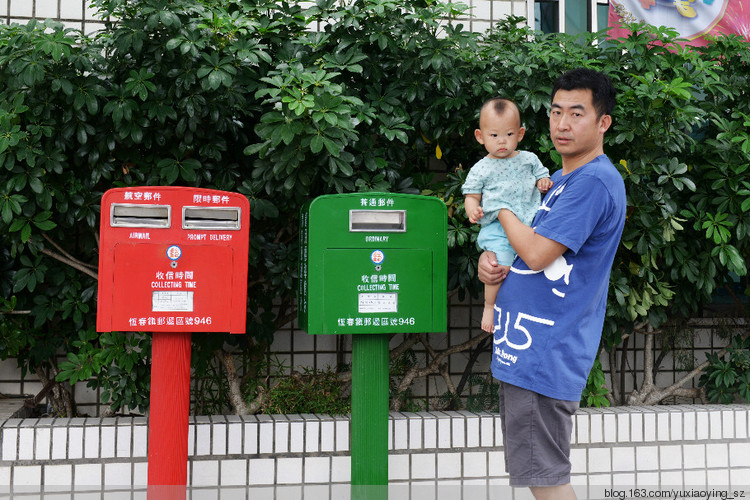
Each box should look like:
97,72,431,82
482,282,500,333
481,264,511,333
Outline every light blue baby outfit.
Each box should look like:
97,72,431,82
462,151,550,265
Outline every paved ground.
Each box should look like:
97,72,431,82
0,397,28,419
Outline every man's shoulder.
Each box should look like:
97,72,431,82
585,154,617,172
582,156,624,184
575,156,626,213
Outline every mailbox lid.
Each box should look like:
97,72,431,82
321,248,433,334
109,243,234,332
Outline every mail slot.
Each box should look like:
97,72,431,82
97,187,250,334
349,210,406,232
298,193,447,334
111,204,171,228
182,206,242,230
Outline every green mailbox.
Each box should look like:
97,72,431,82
298,192,447,335
299,192,447,493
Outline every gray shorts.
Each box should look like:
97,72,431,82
498,381,579,487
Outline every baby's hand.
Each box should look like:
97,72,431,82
537,177,553,193
468,206,484,224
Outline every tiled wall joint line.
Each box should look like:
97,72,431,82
1,406,748,488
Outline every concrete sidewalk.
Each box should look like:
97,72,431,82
0,397,28,420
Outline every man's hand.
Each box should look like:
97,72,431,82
477,251,509,286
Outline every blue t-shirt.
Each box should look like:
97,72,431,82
491,155,626,401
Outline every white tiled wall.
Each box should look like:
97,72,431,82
0,313,742,418
1,406,749,495
1,0,105,33
1,0,527,35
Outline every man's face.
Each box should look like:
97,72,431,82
549,88,610,164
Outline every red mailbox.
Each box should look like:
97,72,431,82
97,186,250,334
96,186,250,497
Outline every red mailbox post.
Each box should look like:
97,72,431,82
97,187,249,498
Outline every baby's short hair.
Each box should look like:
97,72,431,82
480,98,521,127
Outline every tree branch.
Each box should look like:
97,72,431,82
247,388,269,414
641,359,713,405
438,362,458,405
630,325,750,405
43,234,97,271
214,349,251,415
40,248,98,280
390,333,420,361
455,335,491,397
391,330,491,410
412,330,491,381
620,335,631,405
35,363,74,417
608,347,619,406
641,323,655,397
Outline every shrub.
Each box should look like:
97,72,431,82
0,0,747,413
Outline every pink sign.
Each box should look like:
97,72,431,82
608,0,750,46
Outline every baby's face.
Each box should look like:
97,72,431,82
475,109,524,160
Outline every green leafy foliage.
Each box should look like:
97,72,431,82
257,367,351,414
464,374,500,412
699,334,750,404
55,328,151,413
581,358,610,408
0,0,748,414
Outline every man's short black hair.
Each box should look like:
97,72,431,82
552,68,616,118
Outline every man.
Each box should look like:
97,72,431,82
478,68,626,499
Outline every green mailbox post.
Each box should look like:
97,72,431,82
299,192,447,494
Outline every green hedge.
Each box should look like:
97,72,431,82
0,0,748,413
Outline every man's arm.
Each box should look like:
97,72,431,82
497,209,567,271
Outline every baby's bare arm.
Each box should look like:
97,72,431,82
464,193,484,224
536,177,553,193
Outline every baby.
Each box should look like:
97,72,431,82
462,98,553,332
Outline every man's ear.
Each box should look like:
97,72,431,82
599,114,612,133
474,128,484,144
